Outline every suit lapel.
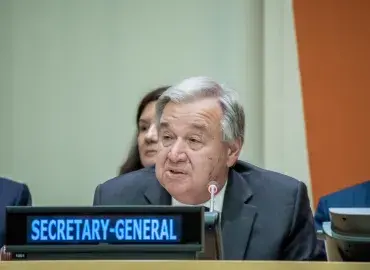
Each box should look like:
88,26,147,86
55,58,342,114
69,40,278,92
222,169,256,260
143,170,171,205
141,165,257,259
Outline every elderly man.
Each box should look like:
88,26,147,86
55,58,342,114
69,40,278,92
94,76,318,260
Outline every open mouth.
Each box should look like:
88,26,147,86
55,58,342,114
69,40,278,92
169,169,184,175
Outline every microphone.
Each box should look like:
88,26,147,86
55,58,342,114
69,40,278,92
207,181,218,212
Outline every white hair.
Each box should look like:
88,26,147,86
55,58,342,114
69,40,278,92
156,76,245,142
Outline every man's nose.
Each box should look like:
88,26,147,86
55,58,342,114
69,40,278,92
168,139,187,163
144,124,158,143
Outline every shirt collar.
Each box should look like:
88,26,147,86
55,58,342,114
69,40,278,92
171,180,228,213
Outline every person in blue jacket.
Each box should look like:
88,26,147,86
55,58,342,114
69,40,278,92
314,181,370,230
0,177,32,250
314,181,370,260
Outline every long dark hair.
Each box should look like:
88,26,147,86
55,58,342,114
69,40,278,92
118,86,170,175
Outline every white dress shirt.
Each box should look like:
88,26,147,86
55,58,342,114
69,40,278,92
171,181,228,213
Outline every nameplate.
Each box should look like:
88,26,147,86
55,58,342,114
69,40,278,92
28,216,181,243
6,206,203,246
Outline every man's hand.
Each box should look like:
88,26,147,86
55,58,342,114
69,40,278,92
0,246,11,261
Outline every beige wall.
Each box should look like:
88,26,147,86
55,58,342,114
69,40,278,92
0,0,310,207
0,0,13,178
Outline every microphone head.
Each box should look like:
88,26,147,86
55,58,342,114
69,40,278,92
207,181,218,194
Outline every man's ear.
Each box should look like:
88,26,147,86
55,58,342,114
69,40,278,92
226,137,242,167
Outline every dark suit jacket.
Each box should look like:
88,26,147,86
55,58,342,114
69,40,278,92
314,181,370,231
0,177,32,247
93,161,319,260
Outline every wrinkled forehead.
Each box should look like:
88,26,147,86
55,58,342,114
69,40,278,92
159,99,222,133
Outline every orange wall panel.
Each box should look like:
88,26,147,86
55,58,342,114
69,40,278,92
293,0,370,207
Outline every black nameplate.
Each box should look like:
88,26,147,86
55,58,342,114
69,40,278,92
6,206,203,246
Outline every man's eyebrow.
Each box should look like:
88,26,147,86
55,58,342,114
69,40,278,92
159,121,209,131
159,121,169,129
191,122,208,131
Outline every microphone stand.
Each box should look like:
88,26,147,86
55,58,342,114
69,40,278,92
210,189,215,213
208,182,217,213
201,182,223,260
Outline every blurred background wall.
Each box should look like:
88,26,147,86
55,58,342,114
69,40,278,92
0,0,310,206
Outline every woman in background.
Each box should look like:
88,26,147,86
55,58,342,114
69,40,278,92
118,85,170,175
1,86,170,261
